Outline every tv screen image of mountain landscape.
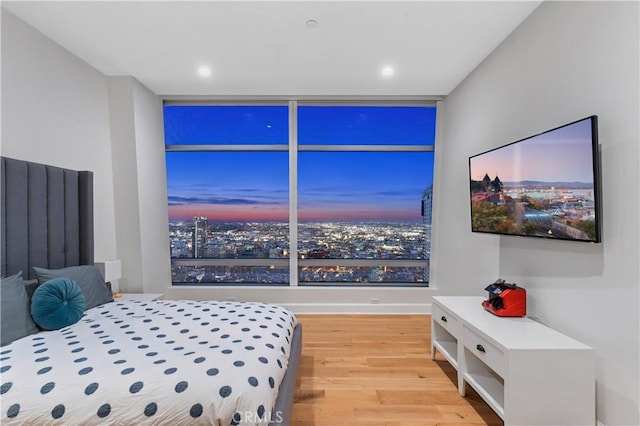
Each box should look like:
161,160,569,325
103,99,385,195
469,117,599,242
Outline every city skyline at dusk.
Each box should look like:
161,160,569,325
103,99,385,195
166,151,434,223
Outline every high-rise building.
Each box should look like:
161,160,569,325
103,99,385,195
192,216,208,258
421,185,433,226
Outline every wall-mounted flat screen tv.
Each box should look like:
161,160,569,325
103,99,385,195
469,115,601,243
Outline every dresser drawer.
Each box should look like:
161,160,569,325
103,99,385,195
433,303,460,338
463,325,505,377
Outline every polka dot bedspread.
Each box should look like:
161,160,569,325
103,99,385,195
0,299,298,425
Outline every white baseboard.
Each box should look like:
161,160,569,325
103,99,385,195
165,285,436,315
278,302,431,314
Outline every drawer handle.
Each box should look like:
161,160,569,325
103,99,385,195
476,344,486,353
441,315,447,323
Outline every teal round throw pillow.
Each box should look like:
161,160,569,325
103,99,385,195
31,278,85,330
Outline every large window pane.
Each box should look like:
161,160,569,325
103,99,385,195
298,152,433,225
298,151,433,284
164,105,288,145
167,152,289,226
298,105,436,145
167,151,289,284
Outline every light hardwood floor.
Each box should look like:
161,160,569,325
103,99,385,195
291,314,503,426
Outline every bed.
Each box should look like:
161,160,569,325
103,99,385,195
0,156,302,425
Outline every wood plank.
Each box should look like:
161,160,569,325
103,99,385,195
291,314,503,426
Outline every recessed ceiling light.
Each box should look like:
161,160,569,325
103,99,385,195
197,66,212,78
381,66,395,78
305,19,318,29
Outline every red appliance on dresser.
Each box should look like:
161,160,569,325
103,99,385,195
482,279,526,317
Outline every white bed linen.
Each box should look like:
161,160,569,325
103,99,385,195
0,299,297,425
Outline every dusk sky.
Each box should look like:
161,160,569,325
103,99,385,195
165,105,436,223
470,117,596,183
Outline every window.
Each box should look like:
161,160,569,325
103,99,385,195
165,102,436,286
164,105,288,145
296,105,435,285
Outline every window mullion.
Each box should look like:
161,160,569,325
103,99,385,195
165,144,288,152
289,101,299,287
298,145,434,152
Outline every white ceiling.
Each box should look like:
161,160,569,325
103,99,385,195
2,1,541,98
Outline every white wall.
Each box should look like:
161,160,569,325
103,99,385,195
107,76,171,294
0,10,118,263
132,79,172,294
432,2,639,425
107,77,144,291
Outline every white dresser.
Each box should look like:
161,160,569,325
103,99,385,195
431,296,595,426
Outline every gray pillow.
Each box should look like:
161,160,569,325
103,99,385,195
33,265,113,310
1,271,40,346
24,279,41,301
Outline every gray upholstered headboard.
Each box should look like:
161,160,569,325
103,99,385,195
1,157,94,280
